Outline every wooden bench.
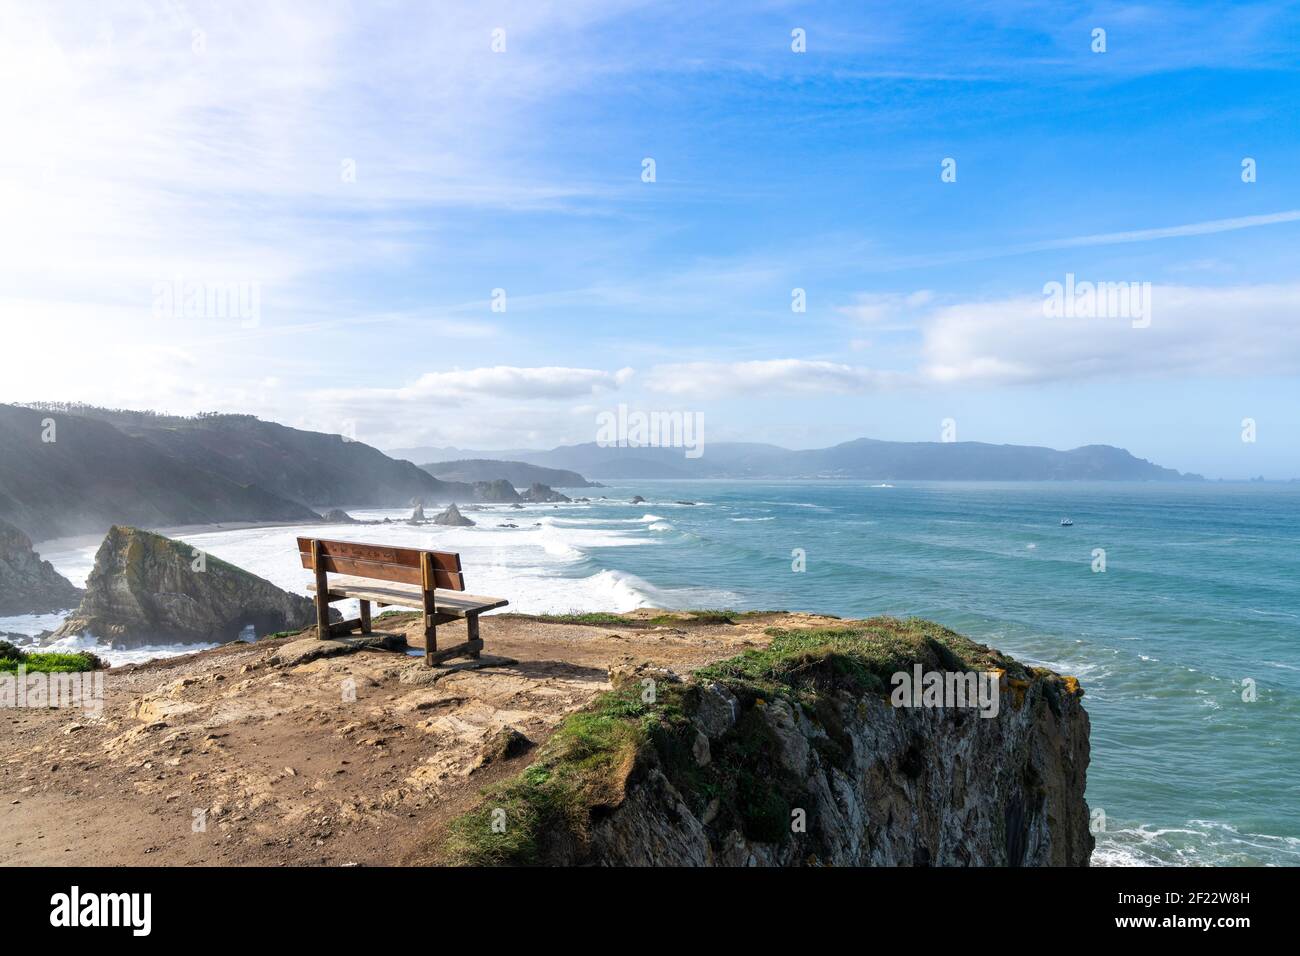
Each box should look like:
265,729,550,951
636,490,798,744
297,537,508,666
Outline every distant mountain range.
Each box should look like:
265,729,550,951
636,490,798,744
0,402,1201,543
419,458,599,488
394,438,1202,482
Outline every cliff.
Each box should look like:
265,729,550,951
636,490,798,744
53,526,317,646
446,617,1092,866
0,518,83,614
0,609,1091,867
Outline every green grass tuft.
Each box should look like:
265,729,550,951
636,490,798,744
534,611,629,626
695,616,1025,701
0,652,98,673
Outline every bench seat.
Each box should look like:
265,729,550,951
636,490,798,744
307,576,508,618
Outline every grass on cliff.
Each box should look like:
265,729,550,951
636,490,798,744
695,616,1028,701
443,615,1030,865
443,679,695,865
0,652,99,673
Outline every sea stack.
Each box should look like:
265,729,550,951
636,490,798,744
52,525,317,647
472,479,522,503
0,518,84,615
432,503,475,526
521,483,571,503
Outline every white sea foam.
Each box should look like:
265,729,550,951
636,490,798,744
24,508,684,658
40,631,219,668
0,611,72,640
1094,820,1300,867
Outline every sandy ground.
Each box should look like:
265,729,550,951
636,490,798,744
0,610,836,866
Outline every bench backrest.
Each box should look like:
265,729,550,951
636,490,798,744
297,537,465,591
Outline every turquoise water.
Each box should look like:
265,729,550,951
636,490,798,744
557,480,1300,866
18,479,1297,865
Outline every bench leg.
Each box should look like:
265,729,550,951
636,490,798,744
466,614,481,658
423,610,437,667
311,540,330,641
359,600,372,634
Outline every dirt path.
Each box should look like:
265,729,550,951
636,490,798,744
0,610,835,866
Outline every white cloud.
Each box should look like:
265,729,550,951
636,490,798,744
837,290,933,326
919,283,1300,386
318,365,633,405
647,282,1300,399
645,359,905,396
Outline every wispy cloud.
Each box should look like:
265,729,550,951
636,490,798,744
645,359,906,397
869,211,1300,272
318,366,634,405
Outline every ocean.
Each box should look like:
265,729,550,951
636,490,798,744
5,479,1298,867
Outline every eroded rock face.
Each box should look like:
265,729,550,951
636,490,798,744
432,503,475,526
52,526,316,647
0,519,83,614
585,672,1094,867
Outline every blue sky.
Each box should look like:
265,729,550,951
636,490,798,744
2,1,1298,477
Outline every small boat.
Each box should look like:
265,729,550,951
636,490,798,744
1060,517,1074,526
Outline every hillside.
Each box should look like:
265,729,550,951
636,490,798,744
0,404,319,541
420,458,598,488
0,404,480,541
57,405,477,508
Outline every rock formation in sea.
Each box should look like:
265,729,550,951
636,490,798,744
471,479,522,503
0,518,84,615
410,502,426,522
520,483,571,503
52,525,318,647
432,503,475,526
320,508,360,523
446,617,1093,866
